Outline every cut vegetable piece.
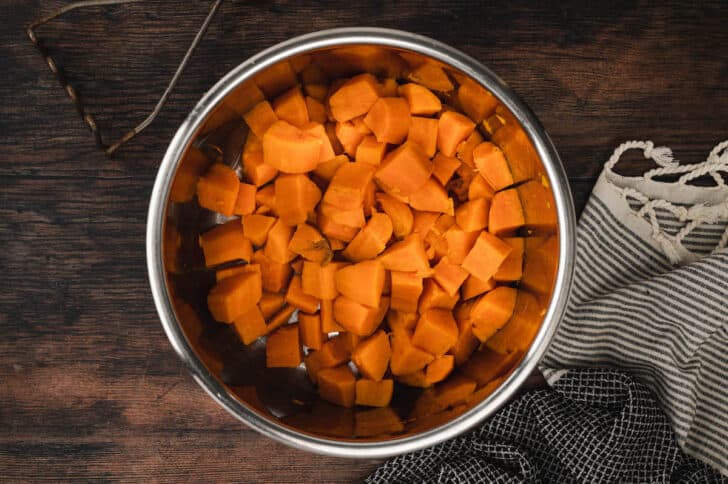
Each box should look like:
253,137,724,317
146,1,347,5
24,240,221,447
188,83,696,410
320,202,366,228
470,286,518,342
379,233,430,275
272,86,309,128
407,62,454,91
259,291,285,319
254,60,297,97
274,174,322,226
467,173,495,202
455,130,484,168
387,311,418,337
255,184,276,214
375,142,432,196
265,304,296,334
301,261,345,301
489,188,525,236
288,224,332,264
309,335,352,377
233,183,257,216
351,115,372,135
320,299,343,332
313,154,348,181
318,365,356,408
342,213,393,262
352,329,391,381
461,232,513,282
473,141,513,191
318,212,359,243
461,347,521,386
306,96,328,124
252,250,292,293
494,237,525,281
233,305,267,345
225,81,265,117
355,135,387,166
243,100,279,139
486,290,544,353
335,121,365,156
412,309,459,356
363,97,410,144
402,116,438,160
335,260,385,308
263,120,322,173
328,73,380,122
390,271,424,313
242,214,276,246
450,313,480,366
412,210,439,237
215,263,260,282
398,83,442,115
418,278,459,313
431,153,461,186
390,330,435,376
457,78,498,122
263,219,295,264
408,177,454,215
208,272,262,323
199,220,252,267
437,111,476,157
333,295,383,336
375,193,413,238
455,197,490,232
522,236,558,305
461,274,496,300
491,124,540,184
443,226,480,265
266,324,302,368
243,150,278,187
426,355,454,384
301,121,336,163
285,275,320,313
298,311,325,350
432,257,469,297
196,163,240,216
396,370,429,388
517,179,557,233
323,162,375,210
355,379,394,407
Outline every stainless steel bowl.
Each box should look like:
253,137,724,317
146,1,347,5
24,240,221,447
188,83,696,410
147,27,575,458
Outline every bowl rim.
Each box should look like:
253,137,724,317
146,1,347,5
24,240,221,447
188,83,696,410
147,26,575,459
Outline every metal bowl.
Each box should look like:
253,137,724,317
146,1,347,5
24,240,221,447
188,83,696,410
147,27,575,458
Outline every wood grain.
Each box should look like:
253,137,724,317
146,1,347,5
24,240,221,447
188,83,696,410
1,1,726,481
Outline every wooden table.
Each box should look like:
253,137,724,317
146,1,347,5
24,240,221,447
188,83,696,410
2,2,726,481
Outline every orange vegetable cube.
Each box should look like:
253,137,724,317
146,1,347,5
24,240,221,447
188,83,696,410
225,80,265,117
432,153,461,186
208,271,262,323
352,329,391,381
390,271,424,313
470,286,517,342
390,330,434,376
266,324,302,368
252,250,292,293
328,73,380,122
335,121,366,156
288,224,332,264
461,274,496,300
255,184,276,214
375,142,433,197
314,154,348,181
419,279,459,313
491,124,539,184
518,180,557,233
521,236,559,305
272,86,309,128
412,309,459,356
335,260,385,308
265,305,296,334
242,214,276,246
199,220,253,267
318,365,357,408
408,177,454,215
489,188,525,236
259,291,285,319
196,163,240,216
468,173,495,201
355,135,387,166
494,237,524,281
263,219,295,264
461,232,513,282
473,141,513,190
317,212,359,243
301,121,336,163
274,174,322,226
412,210,439,236
486,291,544,354
378,233,431,275
355,379,394,407
298,311,325,350
232,305,268,345
455,197,490,232
262,120,322,174
407,116,438,158
243,149,278,187
301,261,345,300
333,295,384,336
320,298,343,333
443,226,479,264
398,83,442,115
455,130,484,167
342,213,393,262
285,275,319,313
215,263,260,282
387,311,418,335
375,193,413,239
363,97,411,145
243,100,279,139
320,202,366,229
450,313,480,366
437,111,475,157
425,355,454,384
457,79,498,122
432,257,469,297
306,95,328,124
407,62,454,92
323,162,375,210
232,183,257,216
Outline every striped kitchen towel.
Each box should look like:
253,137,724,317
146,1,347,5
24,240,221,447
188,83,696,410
368,141,728,482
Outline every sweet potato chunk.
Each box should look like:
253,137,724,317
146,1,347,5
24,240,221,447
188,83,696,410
364,97,411,144
301,261,344,301
437,111,475,157
318,365,357,408
412,309,459,356
489,188,525,236
461,232,513,282
199,220,252,267
379,233,430,275
288,224,332,264
275,174,322,226
355,135,387,166
398,83,442,115
197,163,240,216
285,275,319,313
208,272,262,323
407,116,438,158
242,214,276,246
375,193,413,239
298,311,325,350
335,260,385,308
263,120,322,173
352,329,391,381
390,271,424,313
390,330,435,376
266,324,302,368
470,286,517,342
356,379,394,407
272,86,309,128
233,306,268,345
323,162,375,210
343,213,393,262
243,100,278,139
375,142,432,196
329,73,380,122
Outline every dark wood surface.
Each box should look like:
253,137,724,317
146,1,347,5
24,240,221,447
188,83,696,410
1,1,726,481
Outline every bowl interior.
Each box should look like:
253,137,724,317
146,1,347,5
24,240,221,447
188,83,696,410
159,39,560,446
